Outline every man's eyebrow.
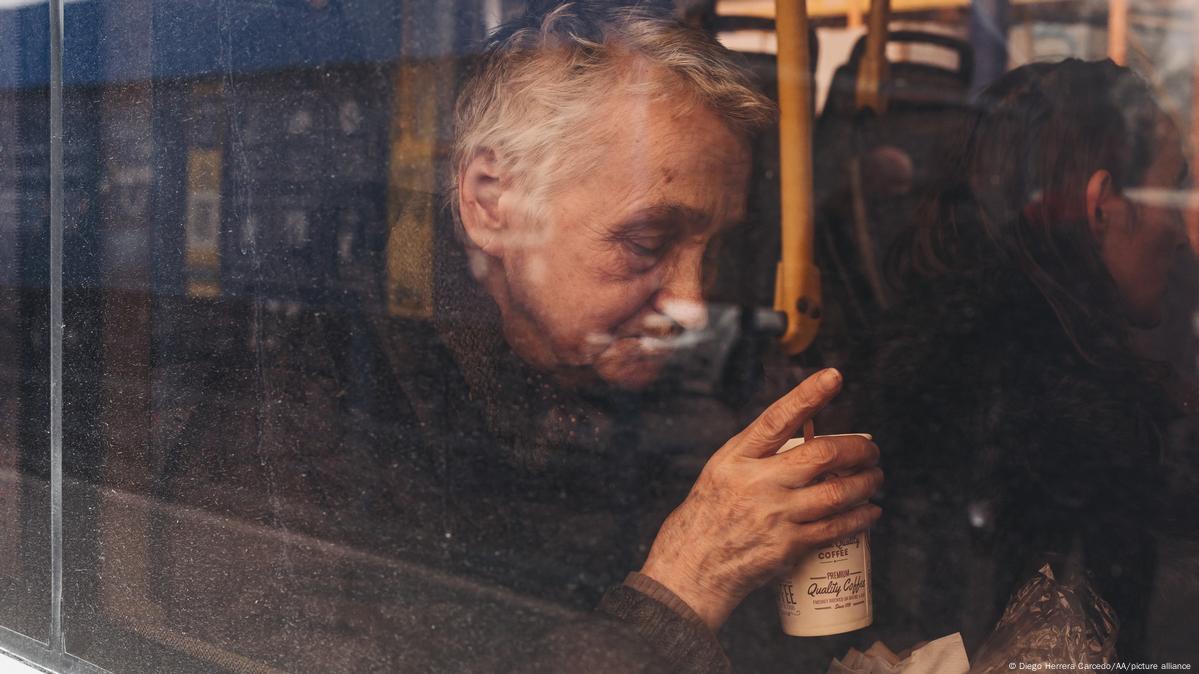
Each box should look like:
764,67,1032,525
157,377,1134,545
607,204,711,237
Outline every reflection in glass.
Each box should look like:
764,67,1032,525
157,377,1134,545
59,1,495,672
9,0,1196,672
0,0,52,645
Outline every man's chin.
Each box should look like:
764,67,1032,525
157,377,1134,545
593,354,667,391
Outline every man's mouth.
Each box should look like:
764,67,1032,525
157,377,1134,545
585,330,710,359
588,337,673,390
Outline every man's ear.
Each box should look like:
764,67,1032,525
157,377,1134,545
1085,169,1122,239
458,150,507,257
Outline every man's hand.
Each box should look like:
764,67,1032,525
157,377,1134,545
639,368,883,631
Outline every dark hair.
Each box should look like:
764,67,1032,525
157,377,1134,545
897,58,1166,368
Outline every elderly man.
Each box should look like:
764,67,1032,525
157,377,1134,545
379,2,883,671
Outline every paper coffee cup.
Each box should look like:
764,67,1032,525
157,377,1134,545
775,434,874,637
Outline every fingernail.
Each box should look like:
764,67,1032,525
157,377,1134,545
819,368,842,391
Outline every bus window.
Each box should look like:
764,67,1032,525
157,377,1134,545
0,0,51,648
0,1,1194,672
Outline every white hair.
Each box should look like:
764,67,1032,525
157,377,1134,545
449,2,775,227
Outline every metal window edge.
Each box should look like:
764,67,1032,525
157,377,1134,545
0,626,110,674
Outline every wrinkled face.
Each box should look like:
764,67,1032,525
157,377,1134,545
1105,121,1190,328
496,96,751,389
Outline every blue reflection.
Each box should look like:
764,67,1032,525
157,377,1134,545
0,0,440,90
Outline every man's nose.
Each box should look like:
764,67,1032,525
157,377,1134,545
653,253,709,332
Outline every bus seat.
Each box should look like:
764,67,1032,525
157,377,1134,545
812,30,977,358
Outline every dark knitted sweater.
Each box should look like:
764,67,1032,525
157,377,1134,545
354,210,732,672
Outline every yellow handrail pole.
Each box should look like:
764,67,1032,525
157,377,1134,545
855,0,891,112
1189,2,1199,255
848,0,864,29
1108,0,1128,65
773,0,822,354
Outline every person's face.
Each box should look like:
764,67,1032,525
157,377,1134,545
1100,120,1190,328
487,96,751,389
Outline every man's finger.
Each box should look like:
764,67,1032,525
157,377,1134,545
729,369,842,458
787,503,882,556
767,436,880,488
781,467,885,522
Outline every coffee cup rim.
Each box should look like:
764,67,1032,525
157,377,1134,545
777,433,873,454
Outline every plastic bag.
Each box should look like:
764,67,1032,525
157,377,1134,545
969,562,1118,673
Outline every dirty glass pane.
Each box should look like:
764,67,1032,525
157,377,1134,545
28,0,1199,672
802,0,1199,669
0,0,52,645
58,1,523,672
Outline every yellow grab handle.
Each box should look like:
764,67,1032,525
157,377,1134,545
774,0,822,354
855,0,890,113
